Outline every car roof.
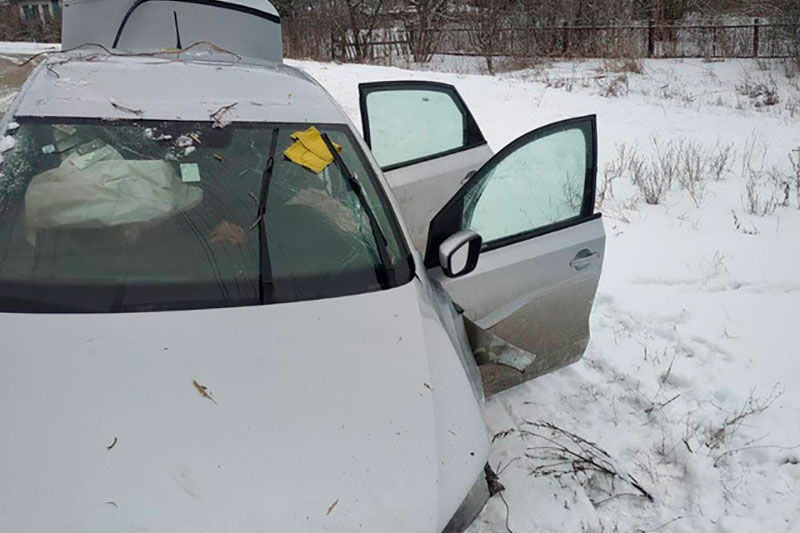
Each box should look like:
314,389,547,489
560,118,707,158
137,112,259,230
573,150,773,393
13,50,349,125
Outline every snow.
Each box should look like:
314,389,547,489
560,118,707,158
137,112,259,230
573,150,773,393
287,57,800,532
0,134,16,165
1,48,799,530
0,41,60,56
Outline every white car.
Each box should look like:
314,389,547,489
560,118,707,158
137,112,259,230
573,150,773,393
0,1,605,531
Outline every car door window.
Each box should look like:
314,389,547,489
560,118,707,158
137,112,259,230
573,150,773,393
462,122,592,244
425,116,596,266
360,82,486,171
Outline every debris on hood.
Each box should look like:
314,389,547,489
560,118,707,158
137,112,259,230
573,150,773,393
210,103,237,128
193,379,218,405
109,98,143,117
326,499,339,516
144,128,173,142
175,135,194,148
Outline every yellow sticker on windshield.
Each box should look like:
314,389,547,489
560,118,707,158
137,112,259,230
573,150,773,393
284,126,342,174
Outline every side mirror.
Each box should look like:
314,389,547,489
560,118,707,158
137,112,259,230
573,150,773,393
439,230,482,278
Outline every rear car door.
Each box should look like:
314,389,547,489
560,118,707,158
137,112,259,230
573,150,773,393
359,81,493,253
425,116,605,396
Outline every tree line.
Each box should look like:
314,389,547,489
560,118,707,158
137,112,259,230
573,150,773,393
1,0,797,66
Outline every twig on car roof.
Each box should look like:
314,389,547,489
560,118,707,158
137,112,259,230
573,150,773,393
110,99,144,117
210,103,238,128
15,41,242,69
498,492,515,533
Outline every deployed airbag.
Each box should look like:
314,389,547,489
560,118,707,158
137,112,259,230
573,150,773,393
25,159,203,240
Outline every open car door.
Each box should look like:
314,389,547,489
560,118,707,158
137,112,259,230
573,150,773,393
426,116,605,396
359,81,493,253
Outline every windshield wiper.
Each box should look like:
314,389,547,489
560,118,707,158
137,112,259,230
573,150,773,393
254,127,280,304
321,133,393,289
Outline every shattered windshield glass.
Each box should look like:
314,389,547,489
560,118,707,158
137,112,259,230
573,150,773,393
0,119,412,312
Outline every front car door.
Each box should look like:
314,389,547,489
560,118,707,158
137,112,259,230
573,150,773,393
426,116,605,395
359,81,493,253
359,81,605,396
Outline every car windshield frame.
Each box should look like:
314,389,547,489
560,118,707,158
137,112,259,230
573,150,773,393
0,117,415,314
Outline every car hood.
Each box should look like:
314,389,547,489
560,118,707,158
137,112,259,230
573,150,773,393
0,281,450,532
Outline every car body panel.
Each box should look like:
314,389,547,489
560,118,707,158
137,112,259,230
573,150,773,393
14,55,345,125
0,280,488,532
359,86,605,396
432,217,605,395
63,0,283,63
0,12,606,527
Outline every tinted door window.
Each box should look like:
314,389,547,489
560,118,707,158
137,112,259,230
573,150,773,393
360,82,486,170
463,121,593,244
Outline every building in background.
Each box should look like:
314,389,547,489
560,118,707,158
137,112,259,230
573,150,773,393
10,0,61,22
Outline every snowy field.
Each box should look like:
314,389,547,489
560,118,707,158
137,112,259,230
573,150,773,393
287,57,800,533
2,46,800,531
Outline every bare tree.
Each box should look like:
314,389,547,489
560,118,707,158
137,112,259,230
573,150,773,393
342,0,388,61
467,0,514,74
405,0,451,62
0,6,22,42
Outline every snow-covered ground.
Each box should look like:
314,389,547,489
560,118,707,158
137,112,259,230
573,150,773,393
290,57,800,532
2,44,799,531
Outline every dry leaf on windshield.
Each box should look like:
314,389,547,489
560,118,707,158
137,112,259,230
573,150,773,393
209,220,246,246
326,499,339,516
193,379,218,405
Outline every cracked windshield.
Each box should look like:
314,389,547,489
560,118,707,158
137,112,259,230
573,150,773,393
0,121,408,312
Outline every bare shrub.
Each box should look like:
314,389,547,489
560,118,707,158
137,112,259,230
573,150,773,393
630,152,669,206
786,98,800,119
705,387,783,454
677,141,708,207
731,209,760,236
709,141,736,181
736,72,780,108
791,148,800,210
628,138,732,206
599,74,629,98
521,421,654,504
598,143,635,208
742,172,780,216
740,131,768,179
602,57,644,74
767,167,793,208
649,137,682,190
738,131,782,215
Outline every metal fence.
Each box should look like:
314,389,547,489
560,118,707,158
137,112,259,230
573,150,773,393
283,18,799,62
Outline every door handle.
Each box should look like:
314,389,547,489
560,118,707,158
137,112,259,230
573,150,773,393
570,251,600,271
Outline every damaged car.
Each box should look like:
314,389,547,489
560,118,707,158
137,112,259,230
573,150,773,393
0,1,605,531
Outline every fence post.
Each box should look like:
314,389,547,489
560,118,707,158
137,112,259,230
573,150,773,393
753,18,760,58
648,19,655,58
